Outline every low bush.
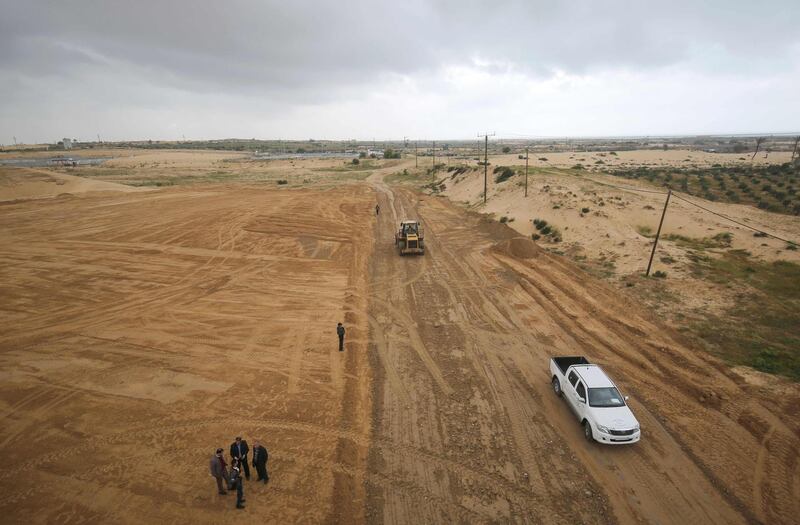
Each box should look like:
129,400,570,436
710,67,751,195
383,148,401,159
277,179,288,185
494,166,515,183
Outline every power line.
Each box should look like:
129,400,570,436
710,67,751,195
670,193,798,246
580,176,669,195
577,174,798,246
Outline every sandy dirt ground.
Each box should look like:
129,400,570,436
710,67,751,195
367,180,799,524
442,154,799,269
438,157,800,319
0,167,146,202
463,150,794,170
0,182,373,523
0,156,798,524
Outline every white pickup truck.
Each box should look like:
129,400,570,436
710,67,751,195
550,356,640,444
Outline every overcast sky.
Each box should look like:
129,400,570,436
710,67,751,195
1,0,799,143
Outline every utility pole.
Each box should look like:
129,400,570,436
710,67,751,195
524,146,529,197
415,141,418,168
432,141,436,167
646,189,672,277
477,132,495,204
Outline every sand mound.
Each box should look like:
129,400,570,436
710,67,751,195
0,168,141,202
493,236,542,259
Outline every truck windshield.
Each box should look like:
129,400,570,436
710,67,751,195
588,387,625,408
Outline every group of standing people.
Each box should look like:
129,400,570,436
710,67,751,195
207,322,353,510
209,436,269,510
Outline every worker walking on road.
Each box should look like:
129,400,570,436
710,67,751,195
375,204,380,216
337,322,345,352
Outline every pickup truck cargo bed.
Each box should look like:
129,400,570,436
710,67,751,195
552,356,590,375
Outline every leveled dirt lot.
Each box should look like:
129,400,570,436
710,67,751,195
0,162,798,524
0,183,374,522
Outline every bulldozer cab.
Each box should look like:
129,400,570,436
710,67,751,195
401,221,419,235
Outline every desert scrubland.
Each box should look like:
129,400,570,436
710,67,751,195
0,148,798,524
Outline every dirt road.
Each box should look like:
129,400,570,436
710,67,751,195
366,175,799,524
0,168,797,524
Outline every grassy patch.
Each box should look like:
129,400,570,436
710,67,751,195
689,251,800,380
663,232,732,250
385,168,425,185
312,160,376,172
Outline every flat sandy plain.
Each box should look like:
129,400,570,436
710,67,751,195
0,150,798,524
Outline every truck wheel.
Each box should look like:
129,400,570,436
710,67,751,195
551,377,562,397
583,421,594,442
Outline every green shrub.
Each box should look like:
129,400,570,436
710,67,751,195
581,207,590,214
712,232,733,247
277,179,288,185
653,270,667,278
384,148,401,159
494,166,515,183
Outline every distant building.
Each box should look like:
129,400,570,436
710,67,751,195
62,138,72,150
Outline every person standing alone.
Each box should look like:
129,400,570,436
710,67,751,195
337,322,345,352
230,436,251,480
252,441,269,484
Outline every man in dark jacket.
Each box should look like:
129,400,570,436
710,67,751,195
209,448,228,495
230,437,251,480
229,459,245,509
337,322,345,352
252,441,269,484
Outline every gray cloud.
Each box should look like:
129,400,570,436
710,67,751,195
1,0,798,142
